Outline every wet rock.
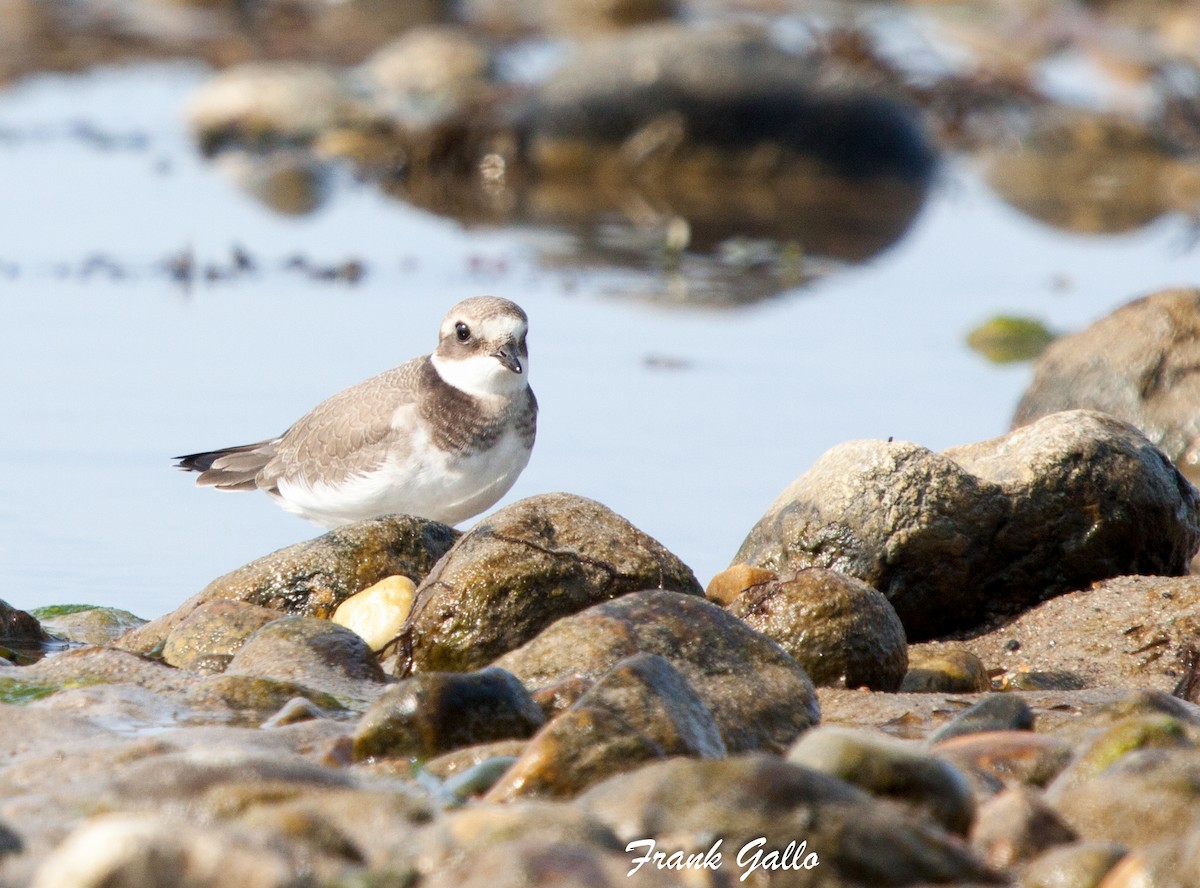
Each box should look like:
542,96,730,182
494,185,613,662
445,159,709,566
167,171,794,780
971,786,1076,869
902,648,992,693
527,24,934,183
705,563,775,605
934,731,1073,789
929,694,1035,744
461,0,675,37
186,62,364,152
186,674,342,716
423,739,528,780
28,812,299,888
494,589,819,753
578,754,997,886
787,726,975,835
1051,714,1194,791
211,148,333,217
1000,669,1088,691
161,599,283,671
118,515,458,655
401,800,623,880
224,615,386,703
420,839,690,888
331,574,414,652
1049,748,1200,847
484,704,666,801
484,653,725,800
1013,289,1200,480
29,605,145,647
735,410,1200,640
726,568,908,691
399,494,702,673
361,25,494,124
1021,841,1126,888
518,23,935,264
913,576,1200,697
352,667,543,761
0,599,50,653
981,113,1194,235
1095,834,1200,887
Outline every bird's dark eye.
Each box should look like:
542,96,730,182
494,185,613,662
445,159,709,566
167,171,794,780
455,322,470,342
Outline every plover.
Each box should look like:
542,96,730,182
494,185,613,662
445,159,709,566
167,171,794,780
176,296,536,527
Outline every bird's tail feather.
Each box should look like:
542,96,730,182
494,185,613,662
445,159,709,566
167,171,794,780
174,440,277,492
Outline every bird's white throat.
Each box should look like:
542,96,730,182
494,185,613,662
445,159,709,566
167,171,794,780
431,351,529,398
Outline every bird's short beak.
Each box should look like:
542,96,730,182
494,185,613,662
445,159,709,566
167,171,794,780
492,347,523,374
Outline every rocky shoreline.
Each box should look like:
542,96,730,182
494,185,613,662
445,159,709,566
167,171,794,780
3,340,1200,885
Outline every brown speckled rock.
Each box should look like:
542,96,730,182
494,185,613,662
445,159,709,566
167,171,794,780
484,653,725,800
162,600,284,672
578,754,997,886
1012,288,1200,479
727,568,907,691
118,516,459,655
495,590,818,753
225,616,387,703
398,494,702,674
734,410,1200,640
902,648,992,693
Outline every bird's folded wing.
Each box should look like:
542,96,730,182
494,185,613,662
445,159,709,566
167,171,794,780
259,360,423,493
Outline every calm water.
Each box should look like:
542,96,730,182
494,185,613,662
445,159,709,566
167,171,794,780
3,63,1200,619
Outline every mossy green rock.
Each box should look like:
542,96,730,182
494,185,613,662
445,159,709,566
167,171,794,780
967,315,1055,363
399,494,702,674
30,605,145,647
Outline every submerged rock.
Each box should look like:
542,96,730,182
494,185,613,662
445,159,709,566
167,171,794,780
494,589,819,753
734,410,1200,640
398,493,702,674
1013,288,1200,480
1020,841,1126,888
118,515,458,655
352,667,543,761
725,568,907,691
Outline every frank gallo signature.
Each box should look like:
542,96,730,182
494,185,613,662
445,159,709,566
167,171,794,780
626,838,819,880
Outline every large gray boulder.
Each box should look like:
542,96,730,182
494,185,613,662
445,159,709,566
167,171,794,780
734,410,1200,640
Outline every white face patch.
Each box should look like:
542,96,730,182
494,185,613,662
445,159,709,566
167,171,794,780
432,350,530,398
434,308,529,398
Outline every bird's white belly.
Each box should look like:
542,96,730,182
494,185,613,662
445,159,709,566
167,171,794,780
273,428,532,528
